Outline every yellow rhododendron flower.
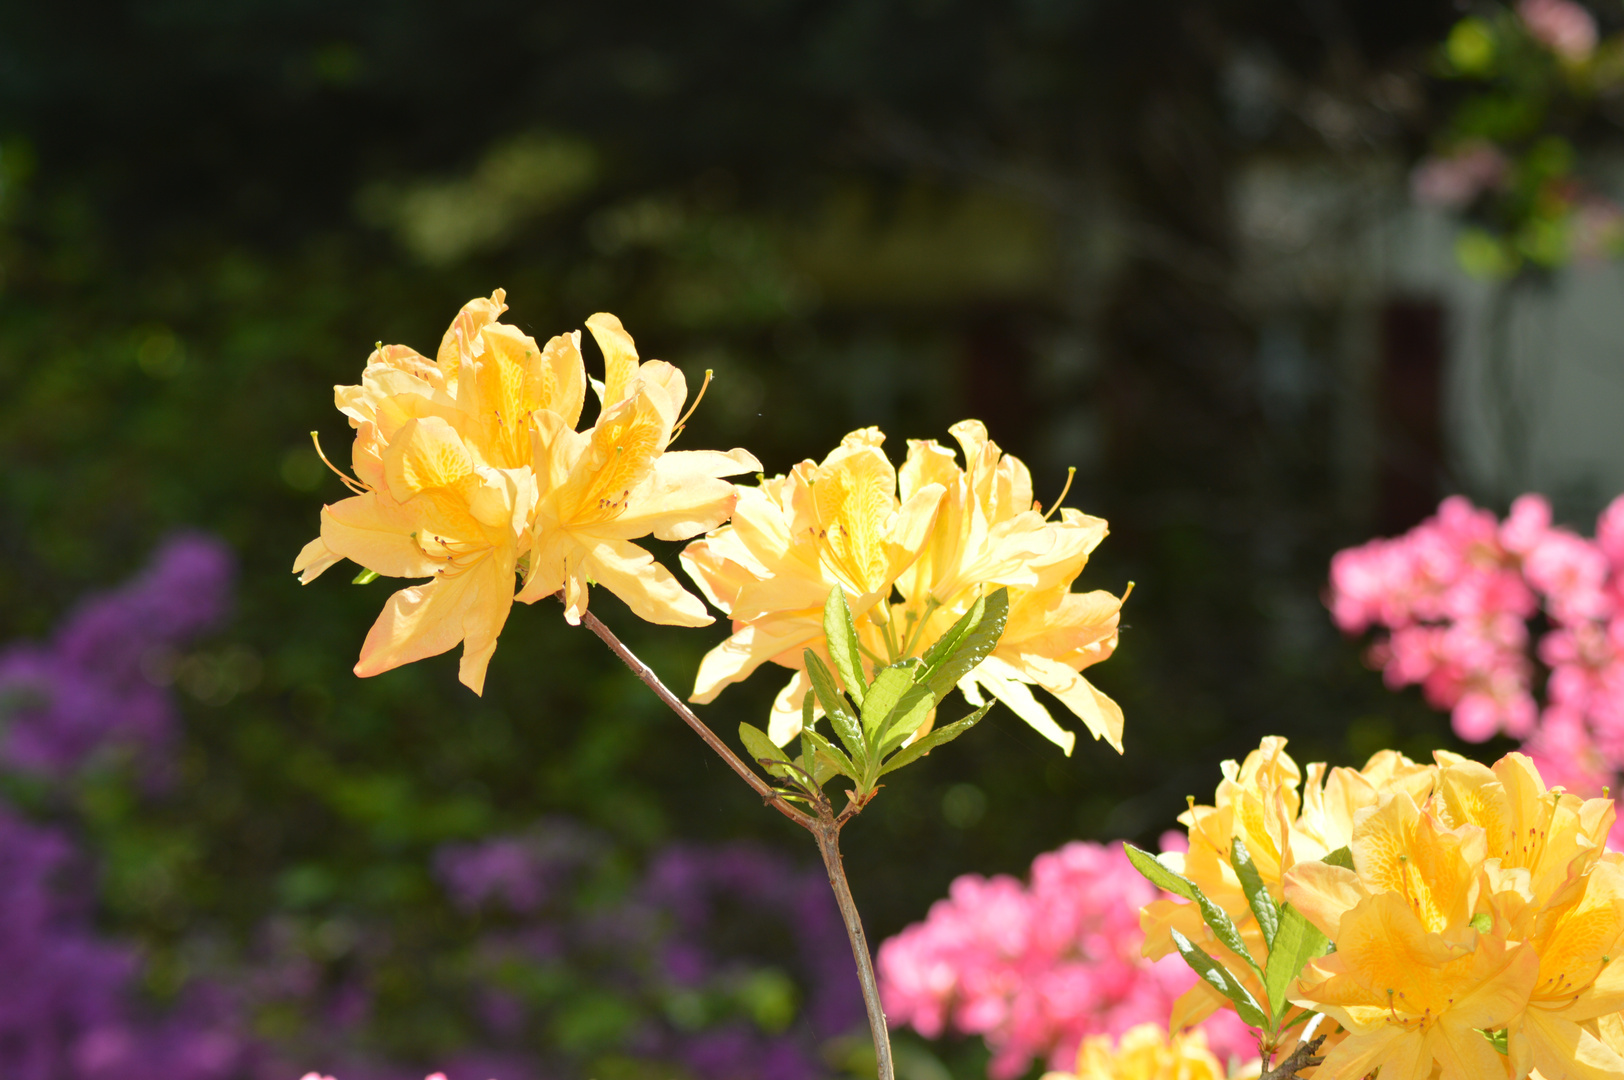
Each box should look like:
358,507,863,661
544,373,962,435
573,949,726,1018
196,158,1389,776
514,313,760,626
682,421,1125,754
1040,1023,1245,1080
1147,737,1624,1080
294,292,759,694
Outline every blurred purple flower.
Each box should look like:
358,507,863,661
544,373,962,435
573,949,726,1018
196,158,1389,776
0,532,234,776
434,818,599,915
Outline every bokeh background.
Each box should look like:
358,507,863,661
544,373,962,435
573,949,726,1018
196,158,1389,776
4,2,1623,1078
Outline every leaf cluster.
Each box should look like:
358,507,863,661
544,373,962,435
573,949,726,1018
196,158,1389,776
1123,838,1345,1039
738,586,1008,816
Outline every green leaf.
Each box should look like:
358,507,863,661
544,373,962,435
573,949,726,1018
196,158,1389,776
1230,836,1279,949
1470,912,1493,933
801,728,856,781
1170,929,1269,1030
917,588,1009,701
822,586,866,707
1124,843,1261,980
1263,903,1329,1025
351,568,379,585
1480,1028,1509,1056
874,683,936,756
739,723,794,779
861,661,921,742
1123,842,1198,902
879,702,993,775
804,651,867,770
918,596,982,675
1323,846,1354,870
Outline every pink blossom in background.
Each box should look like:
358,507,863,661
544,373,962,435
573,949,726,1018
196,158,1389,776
1519,0,1599,61
1410,143,1510,209
876,841,1252,1080
1330,492,1624,845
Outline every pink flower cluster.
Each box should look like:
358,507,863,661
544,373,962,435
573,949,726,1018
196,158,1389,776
1519,0,1599,61
1330,494,1624,820
875,841,1252,1080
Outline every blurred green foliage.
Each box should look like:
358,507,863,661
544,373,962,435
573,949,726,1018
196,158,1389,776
0,0,1527,1074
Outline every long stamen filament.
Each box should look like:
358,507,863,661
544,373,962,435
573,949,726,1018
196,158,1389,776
1042,466,1076,520
668,368,714,444
311,430,370,494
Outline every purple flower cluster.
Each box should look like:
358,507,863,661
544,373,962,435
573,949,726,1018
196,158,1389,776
0,532,234,776
433,830,862,1080
0,533,250,1080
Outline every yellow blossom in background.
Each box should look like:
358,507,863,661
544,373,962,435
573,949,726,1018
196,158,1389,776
294,292,758,693
682,421,1124,754
1039,1023,1248,1080
1148,734,1624,1080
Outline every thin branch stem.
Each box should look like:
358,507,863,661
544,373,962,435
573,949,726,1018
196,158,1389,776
573,599,892,1079
576,606,812,828
813,809,895,1080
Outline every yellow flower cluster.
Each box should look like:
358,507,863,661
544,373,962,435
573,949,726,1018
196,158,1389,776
1040,1024,1246,1080
680,420,1125,754
1145,736,1624,1080
293,291,759,693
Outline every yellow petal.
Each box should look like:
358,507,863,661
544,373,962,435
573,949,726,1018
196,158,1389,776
1519,1006,1624,1080
1006,653,1122,752
691,616,821,704
769,670,814,746
585,311,641,409
581,538,712,627
293,536,342,584
382,416,475,501
967,659,1076,755
1282,859,1365,938
354,549,517,695
1311,1025,1421,1080
599,447,761,542
319,494,442,579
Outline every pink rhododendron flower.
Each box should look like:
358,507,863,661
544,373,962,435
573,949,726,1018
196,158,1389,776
1410,143,1510,209
1330,492,1624,844
877,841,1252,1079
1518,0,1599,60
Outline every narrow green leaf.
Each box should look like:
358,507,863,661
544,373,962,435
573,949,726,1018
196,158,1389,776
879,702,993,775
861,661,921,741
1263,902,1329,1025
1123,842,1197,901
822,586,866,707
1480,1028,1509,1055
874,683,936,756
797,690,817,778
351,568,379,585
1230,836,1279,949
739,723,794,779
919,588,1009,701
801,728,857,781
1323,846,1354,870
918,596,982,673
1170,929,1269,1030
1124,843,1261,980
804,651,867,769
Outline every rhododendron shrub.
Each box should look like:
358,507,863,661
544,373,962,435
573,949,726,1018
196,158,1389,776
877,841,1253,1079
1329,493,1624,833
